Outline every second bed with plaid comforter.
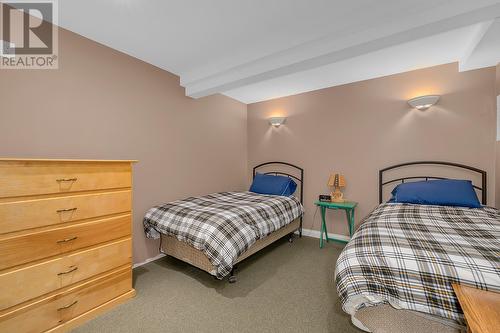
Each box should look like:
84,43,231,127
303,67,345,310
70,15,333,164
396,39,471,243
336,203,500,327
143,191,304,278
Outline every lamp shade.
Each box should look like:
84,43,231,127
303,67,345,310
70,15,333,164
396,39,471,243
269,117,286,127
328,174,345,188
408,95,440,110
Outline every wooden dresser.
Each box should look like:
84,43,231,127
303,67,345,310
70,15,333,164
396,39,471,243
0,159,136,333
452,284,500,333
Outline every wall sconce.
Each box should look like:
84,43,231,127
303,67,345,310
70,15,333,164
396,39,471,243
408,95,440,110
269,117,286,127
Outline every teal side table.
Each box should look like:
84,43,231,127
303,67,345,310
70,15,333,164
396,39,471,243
314,200,358,248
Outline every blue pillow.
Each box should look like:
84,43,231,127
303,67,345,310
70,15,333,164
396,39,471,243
390,179,481,208
249,173,297,196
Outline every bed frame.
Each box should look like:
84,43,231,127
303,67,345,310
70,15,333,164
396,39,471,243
379,161,487,205
353,161,488,333
254,161,304,236
159,162,304,282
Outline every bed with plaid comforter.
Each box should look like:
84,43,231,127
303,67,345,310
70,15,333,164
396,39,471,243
143,191,304,278
335,203,500,328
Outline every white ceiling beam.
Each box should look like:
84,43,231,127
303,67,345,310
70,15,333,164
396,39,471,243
223,26,478,103
458,20,494,71
459,18,500,71
184,3,500,99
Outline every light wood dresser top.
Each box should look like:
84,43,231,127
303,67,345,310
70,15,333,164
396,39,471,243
452,284,500,333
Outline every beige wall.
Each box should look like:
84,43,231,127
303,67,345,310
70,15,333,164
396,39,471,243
0,28,248,264
1,22,497,263
248,63,497,236
497,142,500,208
497,63,500,95
496,63,500,208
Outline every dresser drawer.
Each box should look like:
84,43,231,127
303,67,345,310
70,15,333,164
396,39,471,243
0,215,131,270
0,238,131,310
0,268,131,333
0,161,131,198
0,190,131,234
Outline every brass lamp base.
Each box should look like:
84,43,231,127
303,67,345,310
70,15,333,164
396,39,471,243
330,190,345,203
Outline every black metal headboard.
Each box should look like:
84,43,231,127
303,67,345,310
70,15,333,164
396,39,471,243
253,161,304,204
379,161,487,205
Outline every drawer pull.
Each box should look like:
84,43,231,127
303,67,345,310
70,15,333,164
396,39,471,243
57,300,78,311
57,266,78,275
56,178,77,182
56,207,78,213
56,236,78,243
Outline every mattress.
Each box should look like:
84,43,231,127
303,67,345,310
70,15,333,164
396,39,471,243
143,191,304,278
335,203,500,329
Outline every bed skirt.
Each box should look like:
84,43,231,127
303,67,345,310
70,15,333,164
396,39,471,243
160,218,301,276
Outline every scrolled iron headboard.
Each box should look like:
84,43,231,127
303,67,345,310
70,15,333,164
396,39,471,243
253,161,304,237
253,161,304,204
379,161,487,205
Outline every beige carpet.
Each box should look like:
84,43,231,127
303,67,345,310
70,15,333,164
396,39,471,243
72,236,361,333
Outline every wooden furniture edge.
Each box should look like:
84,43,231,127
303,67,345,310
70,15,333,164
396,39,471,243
45,289,136,333
452,283,500,333
452,284,477,332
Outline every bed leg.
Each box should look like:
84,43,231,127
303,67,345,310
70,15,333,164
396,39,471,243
299,217,303,238
228,267,237,283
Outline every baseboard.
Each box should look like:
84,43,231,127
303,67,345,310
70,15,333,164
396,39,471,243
133,253,166,269
295,228,350,242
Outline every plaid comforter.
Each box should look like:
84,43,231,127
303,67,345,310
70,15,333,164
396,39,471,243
143,191,303,278
336,203,500,326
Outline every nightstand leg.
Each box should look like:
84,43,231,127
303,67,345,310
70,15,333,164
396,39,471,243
324,213,329,243
320,207,326,248
345,209,354,237
345,209,353,237
351,210,355,236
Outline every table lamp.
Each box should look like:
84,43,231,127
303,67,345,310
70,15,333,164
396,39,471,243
327,173,345,203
